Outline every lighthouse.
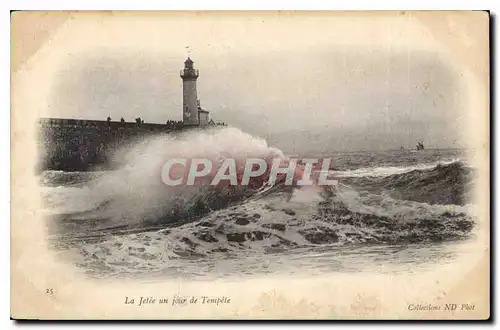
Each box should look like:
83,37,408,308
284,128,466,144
180,57,210,127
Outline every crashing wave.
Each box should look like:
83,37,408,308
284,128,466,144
63,184,474,275
41,128,475,276
340,161,474,205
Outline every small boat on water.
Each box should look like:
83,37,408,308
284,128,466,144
416,141,425,151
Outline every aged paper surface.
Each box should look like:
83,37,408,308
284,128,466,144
11,11,489,319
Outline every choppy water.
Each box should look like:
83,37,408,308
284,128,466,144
40,127,477,279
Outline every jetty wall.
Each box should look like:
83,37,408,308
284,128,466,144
37,118,184,172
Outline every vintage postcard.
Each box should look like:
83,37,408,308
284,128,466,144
11,11,490,320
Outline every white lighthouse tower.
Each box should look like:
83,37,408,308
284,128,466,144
180,57,205,126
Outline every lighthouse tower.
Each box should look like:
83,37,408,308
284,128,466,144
180,57,200,126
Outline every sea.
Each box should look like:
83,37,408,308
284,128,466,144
40,127,478,280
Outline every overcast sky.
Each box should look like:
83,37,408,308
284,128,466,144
35,13,469,153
